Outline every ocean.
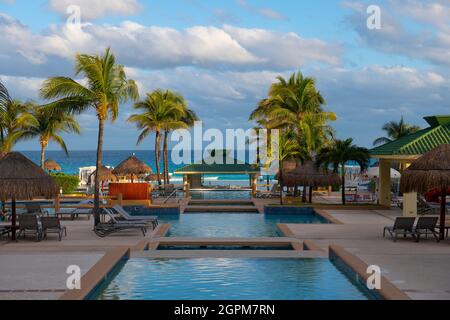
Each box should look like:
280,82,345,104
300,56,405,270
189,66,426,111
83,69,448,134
20,150,254,184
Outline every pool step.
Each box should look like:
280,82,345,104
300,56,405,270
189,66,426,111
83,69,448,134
184,205,259,213
188,200,255,206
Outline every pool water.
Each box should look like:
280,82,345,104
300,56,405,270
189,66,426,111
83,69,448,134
188,191,252,200
95,258,371,300
160,213,328,237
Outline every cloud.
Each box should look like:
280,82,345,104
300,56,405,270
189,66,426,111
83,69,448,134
343,0,450,67
47,0,142,20
0,14,341,76
236,0,288,21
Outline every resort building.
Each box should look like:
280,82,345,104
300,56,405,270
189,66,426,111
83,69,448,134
371,115,450,216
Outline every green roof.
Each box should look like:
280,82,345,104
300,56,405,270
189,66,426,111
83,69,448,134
370,116,450,156
175,162,260,174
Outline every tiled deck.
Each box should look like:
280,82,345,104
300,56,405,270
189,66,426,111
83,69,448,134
285,209,450,300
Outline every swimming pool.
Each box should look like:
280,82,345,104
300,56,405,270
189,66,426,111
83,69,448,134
188,190,252,200
159,213,328,237
95,258,371,300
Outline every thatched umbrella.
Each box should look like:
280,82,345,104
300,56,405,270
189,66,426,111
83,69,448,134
88,166,116,183
112,154,152,182
401,144,450,240
44,159,61,172
0,152,58,240
88,166,117,193
283,161,341,187
279,161,341,203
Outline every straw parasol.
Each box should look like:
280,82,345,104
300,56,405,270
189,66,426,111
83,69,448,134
283,161,341,188
401,144,450,240
112,154,152,182
276,161,341,187
88,166,117,184
0,152,58,240
44,159,61,172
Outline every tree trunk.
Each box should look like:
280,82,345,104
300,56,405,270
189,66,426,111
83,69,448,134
93,119,104,226
341,171,346,205
40,141,46,169
309,186,313,204
163,129,169,186
155,130,162,186
440,187,447,241
279,167,283,205
302,186,307,203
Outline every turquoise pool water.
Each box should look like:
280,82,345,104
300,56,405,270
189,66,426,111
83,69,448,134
95,258,371,300
188,191,252,200
160,213,328,237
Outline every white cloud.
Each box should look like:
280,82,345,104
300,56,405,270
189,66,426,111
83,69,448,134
0,14,341,74
47,0,142,20
344,0,450,67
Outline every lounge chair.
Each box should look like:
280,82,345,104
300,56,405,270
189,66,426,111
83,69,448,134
383,217,416,242
17,215,42,241
57,199,93,220
25,203,49,216
417,196,440,215
0,226,10,239
94,222,147,238
112,205,159,229
94,209,147,237
41,217,67,241
413,216,440,242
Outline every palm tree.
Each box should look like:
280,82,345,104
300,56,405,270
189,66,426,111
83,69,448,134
12,105,81,168
316,138,370,205
272,131,302,205
250,72,329,130
373,116,420,146
128,90,187,186
0,100,33,153
40,48,139,225
250,71,336,201
161,92,198,185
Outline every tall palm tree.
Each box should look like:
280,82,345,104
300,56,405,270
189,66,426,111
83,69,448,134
12,105,81,168
315,138,370,205
373,116,420,146
250,72,329,130
0,100,33,153
128,90,187,186
40,48,139,225
161,92,198,185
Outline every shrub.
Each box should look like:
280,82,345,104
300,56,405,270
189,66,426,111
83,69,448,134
50,173,80,194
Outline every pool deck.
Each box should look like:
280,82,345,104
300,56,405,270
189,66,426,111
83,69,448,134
0,219,156,300
1,205,450,300
285,209,450,300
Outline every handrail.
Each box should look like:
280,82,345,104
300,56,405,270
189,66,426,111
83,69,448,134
163,190,178,204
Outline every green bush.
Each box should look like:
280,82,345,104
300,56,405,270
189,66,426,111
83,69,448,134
50,173,80,194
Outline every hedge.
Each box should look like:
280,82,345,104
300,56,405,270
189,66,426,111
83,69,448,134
50,173,80,194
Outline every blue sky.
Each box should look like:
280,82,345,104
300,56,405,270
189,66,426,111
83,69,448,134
0,0,449,151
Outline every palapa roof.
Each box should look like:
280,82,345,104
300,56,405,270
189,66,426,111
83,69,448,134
44,159,61,171
89,165,117,183
112,154,152,177
277,160,341,187
401,144,450,193
0,152,59,200
371,116,450,158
